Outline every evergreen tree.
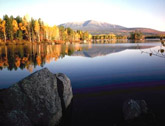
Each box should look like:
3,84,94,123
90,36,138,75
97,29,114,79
30,18,35,42
3,15,13,41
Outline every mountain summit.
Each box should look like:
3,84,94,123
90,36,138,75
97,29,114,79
59,20,164,35
59,20,125,34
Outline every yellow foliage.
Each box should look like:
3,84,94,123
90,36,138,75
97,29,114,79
23,20,28,27
0,15,93,43
23,14,30,22
19,23,22,28
15,56,21,67
12,20,19,33
88,34,92,39
51,25,60,40
44,25,49,39
108,33,116,39
34,20,40,33
64,30,68,36
43,25,60,40
0,20,6,33
36,56,41,66
19,23,26,31
75,33,80,40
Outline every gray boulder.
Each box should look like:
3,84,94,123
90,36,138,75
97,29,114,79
123,99,148,120
0,68,73,126
56,73,73,109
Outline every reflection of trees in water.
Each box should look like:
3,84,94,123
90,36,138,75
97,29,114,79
93,39,128,44
0,43,87,72
139,39,165,58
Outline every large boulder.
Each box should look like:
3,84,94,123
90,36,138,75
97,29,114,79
56,73,73,110
0,68,73,126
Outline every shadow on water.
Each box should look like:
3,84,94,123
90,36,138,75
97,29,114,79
59,85,165,126
57,99,73,126
57,77,66,114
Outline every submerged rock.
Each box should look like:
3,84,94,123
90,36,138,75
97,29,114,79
0,68,73,126
123,99,148,120
122,99,156,126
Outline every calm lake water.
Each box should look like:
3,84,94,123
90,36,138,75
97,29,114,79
0,40,165,125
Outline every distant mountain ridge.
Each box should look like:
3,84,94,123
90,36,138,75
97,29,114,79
59,20,165,35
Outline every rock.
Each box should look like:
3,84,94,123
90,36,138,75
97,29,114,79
0,68,73,126
123,99,148,120
137,100,148,114
56,73,73,108
122,99,157,126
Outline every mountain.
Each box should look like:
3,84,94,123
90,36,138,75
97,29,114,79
59,20,165,35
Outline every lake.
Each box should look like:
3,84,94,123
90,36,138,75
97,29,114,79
0,40,165,125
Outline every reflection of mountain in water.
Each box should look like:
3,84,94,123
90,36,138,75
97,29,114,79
0,43,159,72
72,45,156,58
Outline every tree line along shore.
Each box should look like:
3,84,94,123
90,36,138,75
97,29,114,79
0,14,92,45
0,15,164,45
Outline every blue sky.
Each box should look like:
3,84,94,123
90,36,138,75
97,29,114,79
0,0,164,31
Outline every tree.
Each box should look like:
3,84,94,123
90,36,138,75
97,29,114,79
51,25,59,40
30,18,35,42
130,31,144,40
3,15,13,41
34,20,40,42
12,20,19,39
1,14,91,43
18,30,23,41
88,34,92,40
82,31,89,40
75,32,80,41
15,16,22,24
23,14,31,42
67,27,74,41
108,33,116,39
59,26,65,41
0,19,6,42
116,35,127,39
38,18,44,42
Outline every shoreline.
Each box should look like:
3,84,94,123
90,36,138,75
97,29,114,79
0,38,162,46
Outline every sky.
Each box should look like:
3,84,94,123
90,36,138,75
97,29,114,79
0,0,165,31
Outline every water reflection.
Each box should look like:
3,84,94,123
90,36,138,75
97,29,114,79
0,42,158,72
0,41,164,89
139,43,165,58
92,39,128,44
72,44,153,58
0,43,90,72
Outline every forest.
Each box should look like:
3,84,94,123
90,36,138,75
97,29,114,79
1,15,164,45
0,14,92,44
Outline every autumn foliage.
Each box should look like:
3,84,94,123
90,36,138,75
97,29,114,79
0,15,92,44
